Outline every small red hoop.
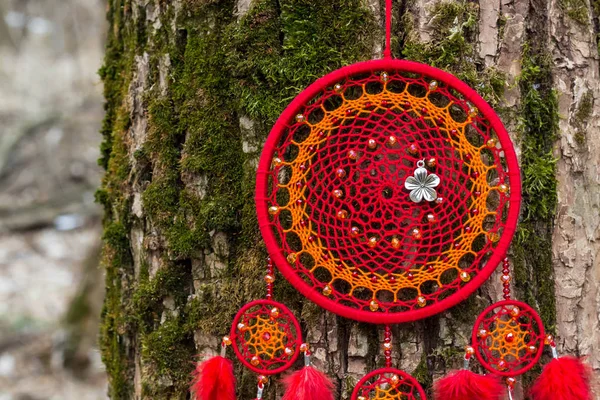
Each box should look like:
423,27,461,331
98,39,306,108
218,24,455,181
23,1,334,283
230,299,302,375
351,368,427,399
472,300,545,376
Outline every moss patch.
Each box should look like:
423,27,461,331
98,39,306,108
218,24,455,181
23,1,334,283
561,0,590,25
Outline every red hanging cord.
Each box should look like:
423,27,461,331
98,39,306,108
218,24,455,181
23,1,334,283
384,0,392,58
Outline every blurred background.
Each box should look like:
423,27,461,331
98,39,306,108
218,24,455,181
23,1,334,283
0,0,108,398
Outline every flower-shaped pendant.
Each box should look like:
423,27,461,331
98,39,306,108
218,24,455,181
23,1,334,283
404,160,440,203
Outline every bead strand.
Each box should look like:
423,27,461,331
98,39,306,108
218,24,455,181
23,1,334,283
265,257,275,300
501,257,511,300
383,325,392,368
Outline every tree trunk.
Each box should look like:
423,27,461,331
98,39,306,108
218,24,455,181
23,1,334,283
97,0,600,399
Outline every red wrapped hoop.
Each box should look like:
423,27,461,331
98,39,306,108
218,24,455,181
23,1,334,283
256,59,521,324
472,300,545,377
351,368,427,399
230,299,302,375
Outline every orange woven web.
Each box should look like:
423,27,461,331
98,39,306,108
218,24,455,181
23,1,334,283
232,301,300,373
474,302,543,374
263,69,512,317
353,369,426,400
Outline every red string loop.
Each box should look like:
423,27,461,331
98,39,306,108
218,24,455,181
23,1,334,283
384,0,392,58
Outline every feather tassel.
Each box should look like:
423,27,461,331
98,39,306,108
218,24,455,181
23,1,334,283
529,356,593,400
191,355,236,400
434,369,505,400
282,365,335,400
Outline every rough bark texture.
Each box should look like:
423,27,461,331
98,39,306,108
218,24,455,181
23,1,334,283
97,0,600,399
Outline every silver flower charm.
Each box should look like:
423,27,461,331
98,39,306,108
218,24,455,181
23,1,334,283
404,160,440,203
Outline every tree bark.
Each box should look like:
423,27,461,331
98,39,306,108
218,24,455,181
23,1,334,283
97,0,600,399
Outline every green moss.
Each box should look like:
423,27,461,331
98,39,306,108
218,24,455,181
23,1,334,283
573,90,594,145
513,43,559,333
561,0,590,25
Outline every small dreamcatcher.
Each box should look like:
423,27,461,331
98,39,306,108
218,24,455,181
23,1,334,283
191,0,593,399
435,258,594,400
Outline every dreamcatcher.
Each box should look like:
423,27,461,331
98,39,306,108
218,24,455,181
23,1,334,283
191,1,593,399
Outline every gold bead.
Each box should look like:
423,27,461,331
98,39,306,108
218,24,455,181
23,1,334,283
369,300,379,311
460,271,471,282
427,213,437,224
509,307,520,318
429,80,439,91
506,377,516,387
348,150,359,160
545,334,554,345
498,183,509,193
487,138,498,148
435,197,444,204
469,106,479,117
368,139,377,149
270,307,280,318
528,345,538,354
465,345,475,356
222,336,232,346
332,189,343,198
287,253,297,263
381,72,390,82
497,359,507,370
426,157,437,167
237,323,248,332
350,226,360,237
391,237,400,249
337,210,348,219
251,356,260,366
477,329,488,339
500,274,511,283
358,397,366,400
323,285,332,296
272,157,282,167
336,168,346,178
285,347,294,356
411,228,422,240
264,274,275,284
488,232,500,243
388,135,397,146
258,375,269,384
295,114,305,123
382,342,392,350
300,343,309,353
390,374,400,386
417,296,427,307
334,83,343,92
268,206,279,215
368,237,378,248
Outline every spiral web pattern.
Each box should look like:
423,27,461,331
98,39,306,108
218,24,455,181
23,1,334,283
473,300,545,376
258,63,519,322
230,300,302,375
351,368,427,400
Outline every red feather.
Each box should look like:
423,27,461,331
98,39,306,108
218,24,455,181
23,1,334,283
190,356,235,400
530,356,593,400
434,369,505,400
282,366,335,400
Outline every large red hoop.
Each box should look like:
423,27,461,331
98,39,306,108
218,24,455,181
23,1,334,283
472,300,545,376
230,300,302,375
256,59,522,324
351,368,427,399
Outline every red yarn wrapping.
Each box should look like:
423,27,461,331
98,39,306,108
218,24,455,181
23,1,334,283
434,369,505,400
282,366,335,400
191,356,235,400
530,356,593,400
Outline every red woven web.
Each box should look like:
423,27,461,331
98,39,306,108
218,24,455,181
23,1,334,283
351,368,427,400
256,60,521,323
230,300,302,375
472,300,545,376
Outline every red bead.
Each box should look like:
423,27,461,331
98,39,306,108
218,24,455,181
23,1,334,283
308,235,315,242
308,146,315,152
404,101,411,108
471,171,480,179
474,191,481,197
263,332,271,341
503,288,510,294
365,102,373,109
407,273,414,281
464,226,472,233
471,208,479,216
465,153,472,160
296,199,304,205
389,276,396,283
318,131,325,137
371,275,378,283
421,107,428,114
384,350,392,356
300,219,307,227
299,163,307,171
296,181,304,188
322,254,329,261
346,109,355,116
505,332,515,343
381,100,389,107
450,129,458,135
427,265,435,273
352,271,358,278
